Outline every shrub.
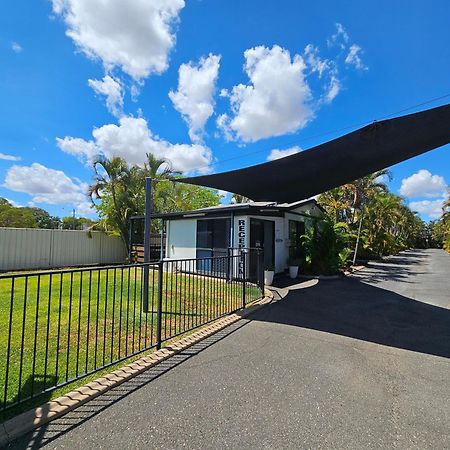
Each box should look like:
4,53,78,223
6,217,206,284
302,219,351,275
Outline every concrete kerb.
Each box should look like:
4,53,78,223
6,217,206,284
0,290,274,448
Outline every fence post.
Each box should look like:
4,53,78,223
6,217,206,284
156,260,164,350
227,247,232,282
257,248,264,295
241,249,246,309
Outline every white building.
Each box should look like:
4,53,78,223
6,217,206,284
157,199,324,275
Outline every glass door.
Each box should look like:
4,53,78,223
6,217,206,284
250,219,275,279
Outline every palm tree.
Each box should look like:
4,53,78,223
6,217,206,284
143,153,181,181
88,155,133,247
232,193,252,204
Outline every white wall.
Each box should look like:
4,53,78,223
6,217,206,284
166,219,197,260
0,228,127,271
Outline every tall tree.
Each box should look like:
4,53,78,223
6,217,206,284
89,154,221,249
0,199,38,228
318,171,425,260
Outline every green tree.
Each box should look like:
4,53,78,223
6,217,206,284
318,172,426,261
26,207,61,229
61,216,96,230
89,154,221,249
0,199,38,228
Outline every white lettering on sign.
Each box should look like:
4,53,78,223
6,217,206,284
237,219,246,275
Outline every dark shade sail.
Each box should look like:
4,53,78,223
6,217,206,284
180,104,450,203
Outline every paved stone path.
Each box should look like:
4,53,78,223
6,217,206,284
10,249,450,449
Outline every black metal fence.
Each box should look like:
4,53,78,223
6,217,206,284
0,250,264,414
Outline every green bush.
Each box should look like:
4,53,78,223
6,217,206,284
302,219,352,275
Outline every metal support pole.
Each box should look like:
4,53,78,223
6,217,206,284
128,217,134,264
160,219,164,260
241,250,246,309
143,177,152,313
156,260,164,349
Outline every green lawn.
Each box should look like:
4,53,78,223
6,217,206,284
0,265,260,418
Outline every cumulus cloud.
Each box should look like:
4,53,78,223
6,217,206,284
267,146,301,161
51,0,185,80
345,44,367,70
217,45,313,142
88,75,124,117
0,152,22,161
4,163,89,210
56,137,98,164
169,54,221,142
400,169,447,198
409,199,446,219
11,42,23,53
57,116,212,174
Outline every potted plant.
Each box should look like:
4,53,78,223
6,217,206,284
264,263,275,286
288,257,300,279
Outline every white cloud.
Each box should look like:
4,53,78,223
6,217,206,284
88,75,124,117
51,0,185,80
323,75,341,104
56,137,98,164
303,44,329,78
400,169,447,198
76,201,94,216
345,44,367,70
218,45,313,142
57,116,212,174
327,23,349,48
0,153,22,161
11,42,23,53
169,54,221,143
409,199,446,219
267,146,301,161
4,163,89,209
328,23,367,71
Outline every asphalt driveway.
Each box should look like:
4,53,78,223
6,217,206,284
10,249,450,449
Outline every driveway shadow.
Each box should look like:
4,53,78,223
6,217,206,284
251,274,450,359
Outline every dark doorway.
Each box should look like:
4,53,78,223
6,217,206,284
250,219,275,278
288,219,305,265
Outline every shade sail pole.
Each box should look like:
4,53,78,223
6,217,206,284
143,177,152,313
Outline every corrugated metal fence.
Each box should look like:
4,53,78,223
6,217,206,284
0,228,127,271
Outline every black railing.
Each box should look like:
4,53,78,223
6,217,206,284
0,251,264,414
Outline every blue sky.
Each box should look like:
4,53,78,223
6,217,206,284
0,0,449,220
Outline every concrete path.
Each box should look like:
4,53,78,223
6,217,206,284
10,249,450,449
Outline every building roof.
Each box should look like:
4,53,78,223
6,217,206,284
131,198,325,221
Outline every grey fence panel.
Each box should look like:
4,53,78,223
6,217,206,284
0,228,127,271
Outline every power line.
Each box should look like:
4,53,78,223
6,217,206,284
200,92,450,173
